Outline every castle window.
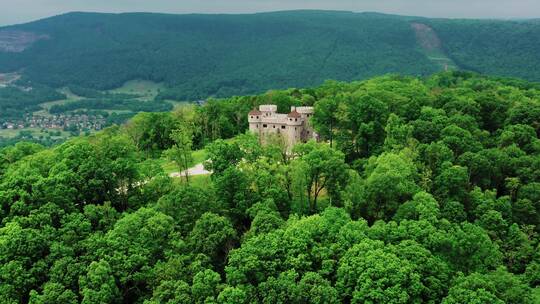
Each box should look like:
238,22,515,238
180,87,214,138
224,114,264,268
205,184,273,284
273,125,276,128
263,124,267,128
257,116,259,119
295,119,298,122
281,125,286,129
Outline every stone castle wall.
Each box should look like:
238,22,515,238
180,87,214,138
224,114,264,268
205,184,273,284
248,104,317,150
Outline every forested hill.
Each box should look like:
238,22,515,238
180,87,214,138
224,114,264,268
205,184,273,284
1,11,540,99
1,72,540,303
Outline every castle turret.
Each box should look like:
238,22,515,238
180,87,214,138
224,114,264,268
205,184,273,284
248,108,262,133
287,108,303,125
285,109,303,148
294,106,317,140
295,106,314,118
259,105,277,118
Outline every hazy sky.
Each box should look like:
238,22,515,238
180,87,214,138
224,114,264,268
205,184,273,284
0,0,539,26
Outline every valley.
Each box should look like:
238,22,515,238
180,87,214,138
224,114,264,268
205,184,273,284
0,80,188,146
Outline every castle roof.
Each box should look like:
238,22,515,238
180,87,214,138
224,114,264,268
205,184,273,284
288,110,302,118
249,109,262,115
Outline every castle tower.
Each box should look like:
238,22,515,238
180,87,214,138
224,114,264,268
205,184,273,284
259,105,277,118
248,104,317,151
248,108,262,134
286,108,303,149
294,106,317,141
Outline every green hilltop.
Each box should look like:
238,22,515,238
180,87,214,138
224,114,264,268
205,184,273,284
1,10,539,99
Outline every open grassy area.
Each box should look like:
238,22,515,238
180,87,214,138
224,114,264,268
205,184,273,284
189,174,212,188
0,129,24,138
191,149,207,165
34,87,85,116
13,81,174,144
38,82,164,114
172,174,212,188
159,158,179,175
159,148,208,175
108,80,164,99
33,81,182,121
0,128,70,139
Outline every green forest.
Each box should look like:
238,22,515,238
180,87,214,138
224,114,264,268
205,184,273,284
0,84,65,120
1,71,539,303
1,11,540,100
0,85,172,121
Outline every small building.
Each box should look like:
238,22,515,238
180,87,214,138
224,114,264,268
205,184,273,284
248,104,317,150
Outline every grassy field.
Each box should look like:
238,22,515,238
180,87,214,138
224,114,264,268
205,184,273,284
159,148,208,174
192,149,208,165
6,80,191,146
34,87,85,116
40,80,167,113
0,128,70,139
108,80,164,99
171,173,212,188
0,129,25,138
38,81,164,113
35,81,186,118
159,158,178,175
188,174,212,188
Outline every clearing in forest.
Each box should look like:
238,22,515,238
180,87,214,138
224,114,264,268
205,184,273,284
412,22,458,71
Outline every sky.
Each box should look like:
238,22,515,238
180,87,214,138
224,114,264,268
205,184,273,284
0,0,539,26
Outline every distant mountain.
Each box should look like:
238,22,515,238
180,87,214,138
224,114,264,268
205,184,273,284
0,10,539,99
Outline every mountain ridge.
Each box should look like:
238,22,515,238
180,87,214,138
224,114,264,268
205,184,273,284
0,10,539,99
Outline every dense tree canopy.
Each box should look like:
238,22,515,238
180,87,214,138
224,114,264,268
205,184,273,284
0,71,539,303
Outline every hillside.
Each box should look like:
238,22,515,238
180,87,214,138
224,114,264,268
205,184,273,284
425,18,540,80
1,11,539,99
1,71,540,303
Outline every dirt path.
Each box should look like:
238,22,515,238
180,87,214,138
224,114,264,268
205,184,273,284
169,163,211,178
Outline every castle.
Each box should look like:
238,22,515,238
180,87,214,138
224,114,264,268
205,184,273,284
248,105,317,149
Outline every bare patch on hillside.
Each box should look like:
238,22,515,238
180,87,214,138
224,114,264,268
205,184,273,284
412,23,442,52
411,22,457,70
0,72,20,87
0,30,49,52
